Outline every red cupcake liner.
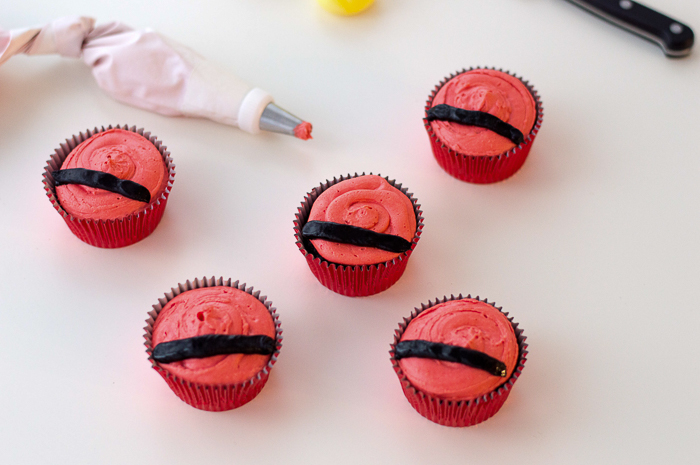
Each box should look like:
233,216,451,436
390,294,528,427
42,125,176,248
293,173,424,297
424,67,543,184
143,276,283,412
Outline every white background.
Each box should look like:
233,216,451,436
1,1,699,464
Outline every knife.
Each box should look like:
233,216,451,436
564,0,694,57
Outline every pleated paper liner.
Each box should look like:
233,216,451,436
144,277,283,412
424,67,543,184
294,173,424,297
390,294,528,427
42,125,176,248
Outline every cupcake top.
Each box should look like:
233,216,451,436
306,175,416,266
429,69,537,157
151,286,276,385
397,298,519,400
55,128,168,220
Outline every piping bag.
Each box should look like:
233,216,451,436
0,16,313,139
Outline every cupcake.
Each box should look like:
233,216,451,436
390,295,527,427
42,125,175,248
144,277,282,411
424,68,543,183
294,173,424,297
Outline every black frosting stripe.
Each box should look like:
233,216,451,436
152,334,276,364
53,168,151,203
394,339,507,377
426,104,524,145
302,220,412,254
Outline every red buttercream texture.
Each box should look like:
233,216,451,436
152,287,276,385
430,69,536,157
56,128,168,220
398,298,518,400
308,175,416,266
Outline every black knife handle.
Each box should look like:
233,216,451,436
566,0,694,57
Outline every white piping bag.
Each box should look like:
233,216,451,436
0,16,313,139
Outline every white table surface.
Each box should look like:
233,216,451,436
2,1,699,464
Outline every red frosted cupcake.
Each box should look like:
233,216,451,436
144,277,282,411
43,125,175,248
425,68,543,183
390,295,527,427
294,173,424,297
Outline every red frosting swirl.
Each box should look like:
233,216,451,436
151,287,276,385
398,298,518,400
430,69,536,156
308,175,416,265
56,129,167,220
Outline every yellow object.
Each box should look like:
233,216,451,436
316,0,375,16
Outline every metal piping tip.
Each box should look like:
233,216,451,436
259,103,311,138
